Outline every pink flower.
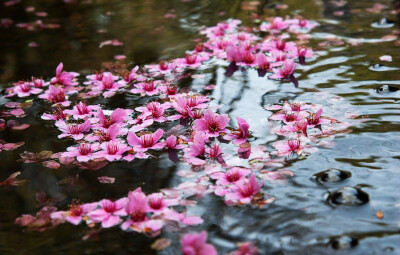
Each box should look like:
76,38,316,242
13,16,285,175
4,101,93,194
256,53,271,70
269,110,307,124
225,174,263,204
136,102,168,122
174,53,209,69
206,143,223,158
144,60,174,74
93,141,130,161
306,109,331,127
41,105,67,121
62,143,99,162
127,129,164,152
262,39,296,53
30,77,49,88
51,202,98,225
121,188,163,233
85,123,123,142
130,81,160,96
226,46,243,62
50,62,79,86
269,59,297,79
181,231,217,255
92,72,125,97
64,101,100,119
193,109,229,137
260,17,289,32
210,167,251,185
223,117,249,144
87,198,128,228
283,120,308,137
272,139,304,156
96,108,127,129
56,119,91,140
165,135,186,150
13,82,42,97
184,132,207,165
39,85,70,106
147,193,178,213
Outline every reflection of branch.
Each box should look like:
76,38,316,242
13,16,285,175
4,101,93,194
226,70,249,114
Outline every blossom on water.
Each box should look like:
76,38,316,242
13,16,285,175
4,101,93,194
64,101,100,119
56,119,91,140
210,167,251,185
269,59,297,79
260,17,289,33
50,62,79,86
92,72,125,97
127,129,164,152
93,141,130,161
193,109,229,137
87,198,128,228
306,109,331,127
96,108,128,129
39,85,70,106
181,231,217,255
130,81,160,96
136,102,168,122
121,188,163,233
41,105,68,122
164,135,186,150
51,202,98,225
224,117,250,144
62,143,99,162
13,82,42,97
225,174,263,204
147,193,178,213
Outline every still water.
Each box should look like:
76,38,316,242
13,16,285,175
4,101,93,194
0,0,399,254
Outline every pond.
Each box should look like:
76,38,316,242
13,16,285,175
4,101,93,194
0,0,399,254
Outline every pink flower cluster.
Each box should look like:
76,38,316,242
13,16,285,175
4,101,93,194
50,187,203,235
266,101,353,157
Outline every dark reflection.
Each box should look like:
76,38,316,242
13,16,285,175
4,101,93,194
327,187,369,206
375,84,399,94
329,235,359,250
313,169,352,184
371,18,395,29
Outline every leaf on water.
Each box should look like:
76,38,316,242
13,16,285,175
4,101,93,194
42,160,60,169
151,238,171,251
4,102,21,108
38,150,53,159
376,210,384,219
20,101,34,108
2,142,24,150
10,109,25,117
97,176,115,184
10,124,30,131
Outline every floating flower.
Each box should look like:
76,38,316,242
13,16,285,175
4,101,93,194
127,129,164,152
181,231,217,255
193,109,229,137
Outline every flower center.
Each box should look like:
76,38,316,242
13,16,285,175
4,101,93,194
78,144,92,155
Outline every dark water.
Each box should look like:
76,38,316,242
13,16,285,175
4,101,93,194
1,0,400,254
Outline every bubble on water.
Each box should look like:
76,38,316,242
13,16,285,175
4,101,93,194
375,85,399,94
313,169,351,184
329,236,358,250
371,18,395,28
369,64,400,72
327,186,369,206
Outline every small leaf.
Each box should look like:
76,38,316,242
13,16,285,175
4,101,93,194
97,176,115,184
42,160,60,169
151,238,171,251
376,210,384,219
37,151,53,159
